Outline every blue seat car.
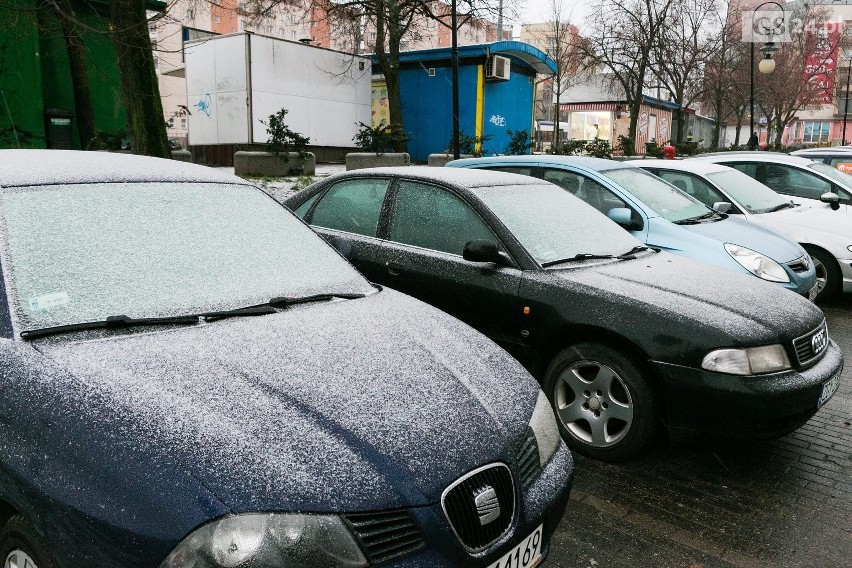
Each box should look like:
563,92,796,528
447,156,818,299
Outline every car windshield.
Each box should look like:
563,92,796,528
0,182,373,332
599,167,710,222
706,169,790,213
808,162,852,188
470,183,642,265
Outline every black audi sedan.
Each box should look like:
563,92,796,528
0,151,572,567
285,168,844,462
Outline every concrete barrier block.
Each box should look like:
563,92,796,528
427,153,475,167
345,153,410,171
234,151,316,177
171,149,193,162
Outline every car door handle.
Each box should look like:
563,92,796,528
386,262,402,276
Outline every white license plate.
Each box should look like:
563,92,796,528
818,372,840,408
487,524,543,568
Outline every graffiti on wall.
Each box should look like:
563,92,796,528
195,93,212,118
490,115,506,127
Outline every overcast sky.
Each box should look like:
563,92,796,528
511,0,588,36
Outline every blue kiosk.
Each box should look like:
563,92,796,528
373,42,556,162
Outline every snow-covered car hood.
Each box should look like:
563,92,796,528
550,251,824,345
680,215,806,263
758,204,852,237
32,289,538,513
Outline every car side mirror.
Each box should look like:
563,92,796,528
712,201,732,214
820,192,841,210
607,207,632,226
463,240,509,265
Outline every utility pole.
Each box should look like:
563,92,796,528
452,0,460,159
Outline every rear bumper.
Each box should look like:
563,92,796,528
652,340,844,438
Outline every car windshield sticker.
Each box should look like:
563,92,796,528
29,292,70,311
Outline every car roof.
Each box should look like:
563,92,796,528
692,151,816,165
629,159,731,175
0,149,249,188
326,166,548,188
449,154,633,172
791,147,852,155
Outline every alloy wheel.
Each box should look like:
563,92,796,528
553,360,634,447
5,551,38,568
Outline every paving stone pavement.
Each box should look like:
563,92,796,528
546,296,852,568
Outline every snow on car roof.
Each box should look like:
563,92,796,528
0,150,249,188
330,166,548,188
631,159,732,174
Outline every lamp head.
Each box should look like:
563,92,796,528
759,57,776,73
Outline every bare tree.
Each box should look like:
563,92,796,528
542,0,581,152
581,0,674,155
111,0,171,157
652,0,719,145
699,1,745,148
755,3,847,147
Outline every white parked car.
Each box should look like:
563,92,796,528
637,159,852,301
693,152,851,214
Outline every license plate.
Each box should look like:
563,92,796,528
808,286,819,301
818,372,840,408
487,525,543,568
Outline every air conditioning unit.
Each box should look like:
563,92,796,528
485,55,511,81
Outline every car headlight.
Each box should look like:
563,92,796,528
160,513,367,568
724,244,790,283
529,390,561,467
701,344,791,375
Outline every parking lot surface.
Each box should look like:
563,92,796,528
546,297,852,568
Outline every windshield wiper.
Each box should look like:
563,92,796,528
616,245,657,259
541,246,656,267
674,211,718,225
768,202,795,212
19,293,369,340
20,314,201,340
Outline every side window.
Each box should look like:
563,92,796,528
727,162,757,178
764,165,831,200
388,181,496,255
658,171,728,208
293,192,320,218
542,168,626,214
309,178,390,237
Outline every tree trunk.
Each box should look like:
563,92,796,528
110,0,170,158
734,122,741,147
373,4,407,152
52,0,95,149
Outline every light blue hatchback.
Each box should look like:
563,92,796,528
447,156,818,298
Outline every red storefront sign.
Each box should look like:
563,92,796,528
803,26,840,105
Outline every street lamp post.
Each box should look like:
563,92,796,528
748,2,784,149
843,52,852,145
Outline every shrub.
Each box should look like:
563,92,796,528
352,120,410,153
447,131,493,157
260,108,310,164
505,129,533,155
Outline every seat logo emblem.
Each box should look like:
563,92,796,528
473,485,500,526
812,330,827,353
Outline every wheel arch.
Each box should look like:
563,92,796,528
530,325,667,417
0,501,17,533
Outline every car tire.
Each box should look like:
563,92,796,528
543,343,658,462
804,246,841,302
0,515,57,568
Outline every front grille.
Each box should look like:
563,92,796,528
515,428,541,489
342,510,425,565
787,256,811,273
441,463,515,553
792,321,829,367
